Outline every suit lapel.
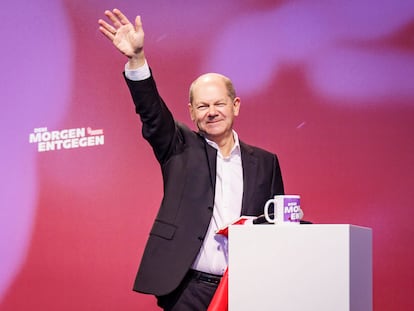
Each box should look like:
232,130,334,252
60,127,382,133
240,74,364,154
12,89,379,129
240,141,258,215
204,138,217,192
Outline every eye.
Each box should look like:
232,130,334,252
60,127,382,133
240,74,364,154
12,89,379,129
197,104,209,111
215,103,226,107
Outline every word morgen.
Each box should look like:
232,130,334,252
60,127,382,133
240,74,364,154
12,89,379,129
29,127,104,152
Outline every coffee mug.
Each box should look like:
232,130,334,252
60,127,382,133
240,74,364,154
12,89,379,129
263,195,301,224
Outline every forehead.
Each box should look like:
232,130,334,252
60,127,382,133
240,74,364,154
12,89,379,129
192,76,228,103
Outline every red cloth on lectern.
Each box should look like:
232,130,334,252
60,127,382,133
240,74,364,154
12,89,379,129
207,267,229,311
207,217,251,311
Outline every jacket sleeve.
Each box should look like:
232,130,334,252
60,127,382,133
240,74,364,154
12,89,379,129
124,73,181,164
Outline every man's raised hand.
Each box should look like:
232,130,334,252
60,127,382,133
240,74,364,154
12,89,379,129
98,9,145,67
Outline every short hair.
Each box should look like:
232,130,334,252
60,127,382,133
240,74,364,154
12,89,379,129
189,73,236,104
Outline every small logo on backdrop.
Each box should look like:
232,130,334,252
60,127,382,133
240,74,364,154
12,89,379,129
29,127,105,152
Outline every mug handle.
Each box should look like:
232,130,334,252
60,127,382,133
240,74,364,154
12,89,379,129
264,199,276,223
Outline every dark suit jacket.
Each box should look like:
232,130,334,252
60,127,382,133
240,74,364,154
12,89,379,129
125,74,284,296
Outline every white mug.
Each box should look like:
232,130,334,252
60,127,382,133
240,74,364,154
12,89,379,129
263,195,301,224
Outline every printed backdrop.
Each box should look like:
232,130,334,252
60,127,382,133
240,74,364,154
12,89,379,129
1,0,413,310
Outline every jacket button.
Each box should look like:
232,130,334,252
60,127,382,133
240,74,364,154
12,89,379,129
208,206,213,211
198,236,204,241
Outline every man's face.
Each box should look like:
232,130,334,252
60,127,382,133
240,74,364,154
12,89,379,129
188,74,240,142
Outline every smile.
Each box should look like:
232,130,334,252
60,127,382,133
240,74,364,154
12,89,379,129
206,119,222,124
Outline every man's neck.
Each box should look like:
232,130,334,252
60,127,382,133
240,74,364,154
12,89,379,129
208,133,235,158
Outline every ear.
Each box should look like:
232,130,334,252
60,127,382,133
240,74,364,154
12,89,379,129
233,97,241,116
188,102,195,121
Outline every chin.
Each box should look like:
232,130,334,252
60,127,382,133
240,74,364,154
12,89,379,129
205,124,224,133
204,127,224,135
205,131,226,141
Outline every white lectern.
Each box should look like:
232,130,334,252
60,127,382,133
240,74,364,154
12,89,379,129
228,224,372,311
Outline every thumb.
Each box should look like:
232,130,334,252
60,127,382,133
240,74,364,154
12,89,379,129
135,15,143,32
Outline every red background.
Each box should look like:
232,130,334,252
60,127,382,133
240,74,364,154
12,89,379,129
1,1,413,310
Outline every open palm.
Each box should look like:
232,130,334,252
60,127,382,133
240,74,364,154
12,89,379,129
98,9,144,59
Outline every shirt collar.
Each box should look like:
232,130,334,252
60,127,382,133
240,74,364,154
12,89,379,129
204,130,241,158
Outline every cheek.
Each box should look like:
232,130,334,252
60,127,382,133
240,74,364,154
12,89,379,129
194,112,207,122
190,111,199,122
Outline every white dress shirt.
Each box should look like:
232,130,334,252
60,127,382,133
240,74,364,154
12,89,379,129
124,61,151,80
191,134,243,275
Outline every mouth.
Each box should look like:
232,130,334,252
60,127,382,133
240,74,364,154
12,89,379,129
206,119,222,124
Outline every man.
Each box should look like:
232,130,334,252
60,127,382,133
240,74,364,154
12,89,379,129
98,8,284,310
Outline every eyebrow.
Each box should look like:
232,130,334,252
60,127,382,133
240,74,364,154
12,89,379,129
195,99,228,105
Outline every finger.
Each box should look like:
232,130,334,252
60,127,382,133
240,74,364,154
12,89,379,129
98,24,115,41
112,8,131,26
104,9,122,28
98,19,117,35
134,15,143,32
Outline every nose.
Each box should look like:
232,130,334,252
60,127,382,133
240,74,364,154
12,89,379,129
207,105,218,116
